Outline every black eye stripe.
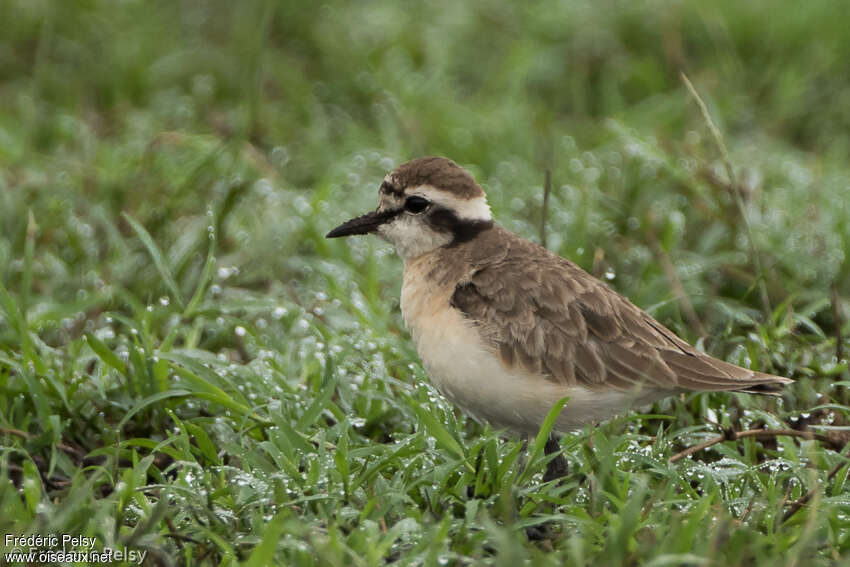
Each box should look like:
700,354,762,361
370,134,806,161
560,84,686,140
426,208,494,245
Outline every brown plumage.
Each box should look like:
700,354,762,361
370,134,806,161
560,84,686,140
327,156,793,436
387,156,485,199
444,224,790,395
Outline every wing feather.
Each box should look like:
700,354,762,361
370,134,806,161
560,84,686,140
449,229,793,393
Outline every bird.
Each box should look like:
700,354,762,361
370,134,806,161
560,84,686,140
326,156,793,479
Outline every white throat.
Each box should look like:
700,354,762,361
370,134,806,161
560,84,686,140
377,217,452,261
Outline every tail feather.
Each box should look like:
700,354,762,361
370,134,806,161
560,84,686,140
661,349,794,394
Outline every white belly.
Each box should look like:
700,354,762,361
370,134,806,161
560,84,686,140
400,268,638,434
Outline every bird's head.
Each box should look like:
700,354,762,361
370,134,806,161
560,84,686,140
326,157,494,260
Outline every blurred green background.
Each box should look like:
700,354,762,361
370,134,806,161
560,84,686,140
1,1,849,565
2,0,849,322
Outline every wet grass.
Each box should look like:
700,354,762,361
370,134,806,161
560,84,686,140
1,0,849,565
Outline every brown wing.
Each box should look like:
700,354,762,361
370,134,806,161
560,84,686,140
450,236,792,393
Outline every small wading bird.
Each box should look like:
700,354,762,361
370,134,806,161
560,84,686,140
327,156,792,480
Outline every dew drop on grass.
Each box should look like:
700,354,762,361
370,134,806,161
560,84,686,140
159,296,170,306
235,326,247,337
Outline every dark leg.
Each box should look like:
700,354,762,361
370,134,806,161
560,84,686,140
542,435,569,483
526,436,569,541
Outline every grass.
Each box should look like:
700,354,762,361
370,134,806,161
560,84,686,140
1,0,849,564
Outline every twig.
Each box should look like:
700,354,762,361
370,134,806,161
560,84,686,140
668,428,837,463
591,247,606,279
164,516,196,549
735,494,757,526
540,169,552,248
0,426,85,458
680,73,772,316
782,443,850,522
833,283,844,363
0,426,32,439
646,213,706,337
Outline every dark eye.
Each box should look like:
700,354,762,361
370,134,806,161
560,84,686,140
404,196,430,214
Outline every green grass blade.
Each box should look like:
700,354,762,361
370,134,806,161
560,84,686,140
241,511,287,567
84,333,128,375
184,217,217,318
161,351,252,407
117,389,192,431
21,210,36,316
0,276,42,372
407,394,471,470
519,396,569,484
121,212,186,308
296,376,338,430
162,360,262,421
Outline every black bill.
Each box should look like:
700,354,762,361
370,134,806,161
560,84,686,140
325,209,397,238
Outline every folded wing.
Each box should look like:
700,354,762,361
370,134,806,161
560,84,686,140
450,236,792,394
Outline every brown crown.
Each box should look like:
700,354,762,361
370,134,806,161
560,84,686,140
388,157,485,199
